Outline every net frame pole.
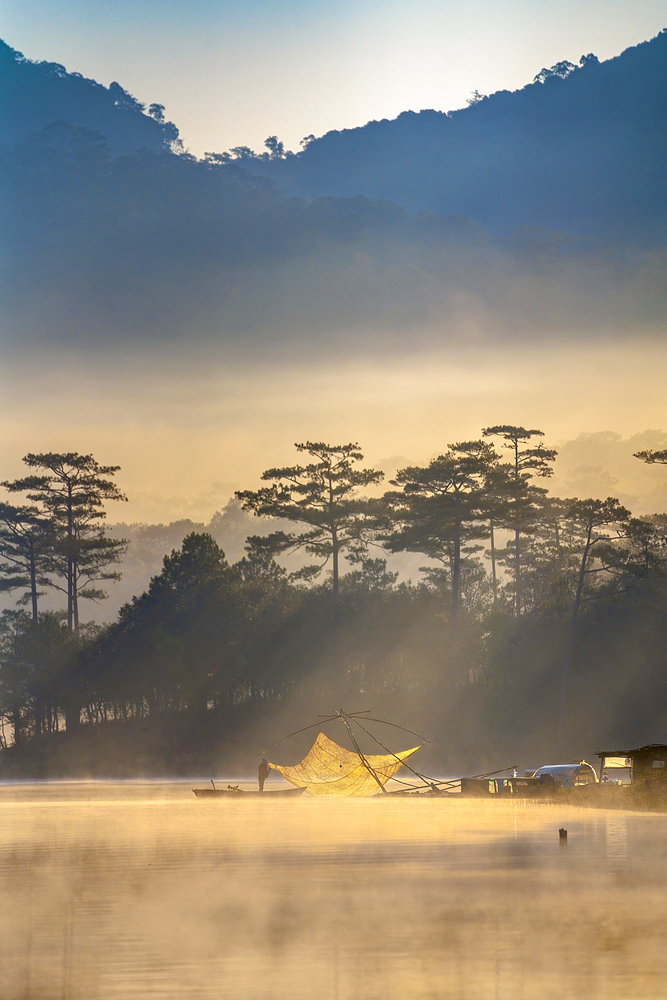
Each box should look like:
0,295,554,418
337,710,388,794
259,716,339,755
349,716,433,790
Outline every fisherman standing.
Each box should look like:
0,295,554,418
258,757,271,792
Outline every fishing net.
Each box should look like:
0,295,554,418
268,731,421,797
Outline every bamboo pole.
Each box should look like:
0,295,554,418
337,710,388,794
350,715,432,790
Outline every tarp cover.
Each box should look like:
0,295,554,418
532,763,598,784
268,731,421,797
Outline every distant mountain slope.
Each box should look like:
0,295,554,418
1,119,665,351
0,40,178,155
239,31,667,247
1,34,666,351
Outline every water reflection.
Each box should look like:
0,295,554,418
0,782,665,999
605,814,629,873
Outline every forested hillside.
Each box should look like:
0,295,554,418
2,35,666,352
2,438,667,778
0,40,178,154
238,31,667,246
2,124,664,351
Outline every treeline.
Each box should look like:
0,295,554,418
0,39,178,155
1,434,667,762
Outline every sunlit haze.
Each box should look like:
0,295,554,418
1,1,666,518
0,339,664,521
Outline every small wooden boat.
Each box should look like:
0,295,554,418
193,784,306,798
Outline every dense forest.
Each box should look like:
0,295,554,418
0,39,179,155
1,436,666,778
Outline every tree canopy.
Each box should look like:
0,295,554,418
2,453,127,631
0,429,666,768
236,441,383,597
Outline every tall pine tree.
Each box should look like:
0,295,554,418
2,453,128,631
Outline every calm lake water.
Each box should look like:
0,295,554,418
1,780,666,999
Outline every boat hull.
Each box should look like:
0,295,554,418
193,786,306,798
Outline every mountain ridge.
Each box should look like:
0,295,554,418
1,32,666,350
3,30,666,247
235,30,667,247
0,39,179,156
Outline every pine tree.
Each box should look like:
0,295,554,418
2,453,128,631
558,497,630,743
236,442,383,598
482,426,556,615
385,441,498,621
0,502,54,619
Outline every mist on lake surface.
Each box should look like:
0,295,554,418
1,782,666,999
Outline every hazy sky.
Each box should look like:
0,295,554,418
2,0,667,155
2,339,667,522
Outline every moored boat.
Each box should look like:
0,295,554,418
193,785,306,798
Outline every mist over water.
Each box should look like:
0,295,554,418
2,782,667,999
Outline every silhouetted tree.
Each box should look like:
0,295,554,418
342,547,398,593
236,442,383,598
113,533,239,713
0,503,54,619
386,441,498,621
264,135,285,159
514,496,579,614
623,517,667,576
2,454,128,632
634,448,667,465
482,426,556,615
0,609,77,743
558,497,630,741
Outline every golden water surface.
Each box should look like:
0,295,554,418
1,780,666,999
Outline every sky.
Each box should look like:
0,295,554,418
2,0,667,523
2,0,667,156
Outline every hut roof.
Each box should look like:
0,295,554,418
595,744,667,758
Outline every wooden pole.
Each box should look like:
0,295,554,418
338,710,388,794
350,716,431,790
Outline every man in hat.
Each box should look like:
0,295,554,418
258,757,271,792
